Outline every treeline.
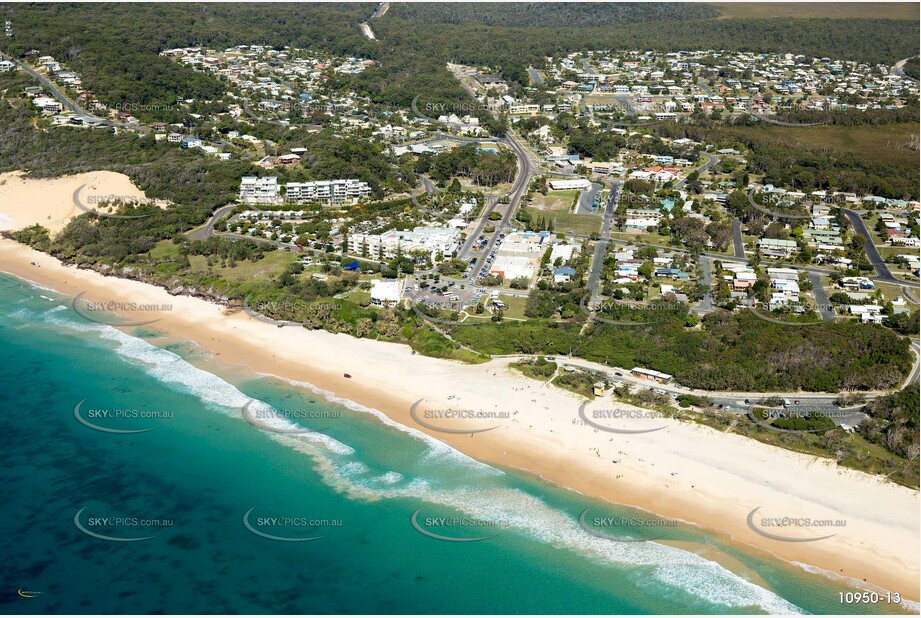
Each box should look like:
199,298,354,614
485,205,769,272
0,101,248,214
764,105,920,127
416,145,517,187
0,4,376,115
452,306,913,392
860,387,919,461
654,120,919,199
388,3,718,27
2,5,918,115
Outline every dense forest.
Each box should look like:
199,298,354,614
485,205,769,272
1,4,917,113
860,387,920,461
0,80,406,203
388,3,719,27
654,118,920,200
416,145,518,187
453,306,913,393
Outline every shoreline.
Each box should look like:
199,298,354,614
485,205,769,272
1,237,918,602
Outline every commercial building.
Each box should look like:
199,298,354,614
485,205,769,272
370,279,404,308
548,178,591,191
631,367,673,384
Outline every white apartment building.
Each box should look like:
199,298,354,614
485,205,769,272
285,179,371,205
239,176,282,205
349,226,460,260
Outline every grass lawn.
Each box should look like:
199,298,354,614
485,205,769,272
548,212,601,236
148,240,182,260
339,288,371,305
188,249,297,282
533,190,579,211
497,294,529,320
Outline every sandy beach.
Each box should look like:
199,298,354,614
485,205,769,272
0,171,162,234
1,236,917,602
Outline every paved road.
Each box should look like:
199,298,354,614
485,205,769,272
692,256,714,315
890,56,917,81
527,67,543,86
808,272,836,321
696,79,715,98
575,183,602,215
907,341,921,386
3,55,106,123
187,204,238,241
841,208,899,283
581,58,598,76
457,197,497,260
468,132,534,283
675,153,718,189
586,182,620,306
370,2,389,18
731,218,745,259
492,354,886,414
612,95,636,115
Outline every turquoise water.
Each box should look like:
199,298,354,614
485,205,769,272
0,273,912,614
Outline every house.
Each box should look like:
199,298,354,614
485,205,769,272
553,267,576,283
181,137,203,148
370,279,404,308
758,237,798,258
840,276,875,291
32,96,62,113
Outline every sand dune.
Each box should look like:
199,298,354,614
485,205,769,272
0,170,161,234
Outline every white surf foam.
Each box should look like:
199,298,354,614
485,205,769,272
267,374,502,476
40,300,803,613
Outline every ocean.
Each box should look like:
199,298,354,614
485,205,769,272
0,272,911,615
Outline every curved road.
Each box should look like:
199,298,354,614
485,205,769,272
841,208,901,283
187,204,238,241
